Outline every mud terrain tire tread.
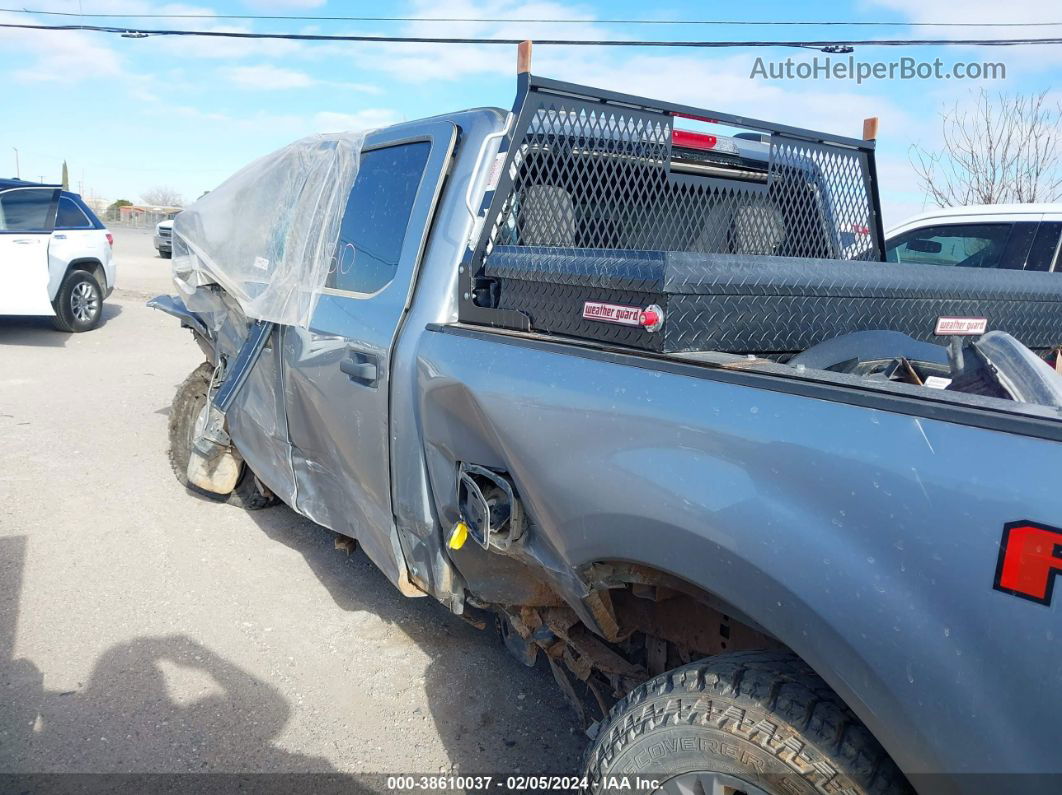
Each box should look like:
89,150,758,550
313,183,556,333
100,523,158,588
583,650,912,795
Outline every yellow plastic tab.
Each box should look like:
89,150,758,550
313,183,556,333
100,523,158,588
448,521,469,550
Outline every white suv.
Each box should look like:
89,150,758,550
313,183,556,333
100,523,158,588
0,179,116,332
885,204,1062,272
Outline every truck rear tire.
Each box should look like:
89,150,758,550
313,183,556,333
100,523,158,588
583,650,911,795
168,362,278,510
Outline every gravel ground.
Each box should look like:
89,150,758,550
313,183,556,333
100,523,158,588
0,227,582,784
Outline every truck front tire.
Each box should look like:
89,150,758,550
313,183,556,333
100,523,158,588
168,362,278,510
583,651,911,795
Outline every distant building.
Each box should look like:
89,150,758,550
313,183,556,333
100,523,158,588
82,196,111,215
118,204,182,227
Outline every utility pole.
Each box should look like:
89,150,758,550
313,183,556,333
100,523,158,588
12,147,19,179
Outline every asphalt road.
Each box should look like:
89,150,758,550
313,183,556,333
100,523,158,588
0,227,582,784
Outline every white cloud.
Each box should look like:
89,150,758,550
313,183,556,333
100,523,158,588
312,109,403,132
223,64,317,89
241,0,326,8
317,0,608,83
0,2,300,68
139,103,402,135
220,63,380,92
868,0,1062,71
870,0,1055,23
0,10,123,82
154,23,306,60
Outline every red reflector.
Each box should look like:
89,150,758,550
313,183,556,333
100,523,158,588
105,232,113,247
673,129,718,151
851,224,870,235
639,304,664,332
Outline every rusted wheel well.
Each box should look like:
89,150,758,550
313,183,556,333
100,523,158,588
491,561,787,726
579,561,782,657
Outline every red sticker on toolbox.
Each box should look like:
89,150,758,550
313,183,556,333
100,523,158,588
935,316,987,335
582,301,643,326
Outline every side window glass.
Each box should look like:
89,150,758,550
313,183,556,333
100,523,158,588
56,196,93,229
999,222,1038,269
0,188,56,232
1026,222,1062,272
326,142,431,295
885,223,1012,268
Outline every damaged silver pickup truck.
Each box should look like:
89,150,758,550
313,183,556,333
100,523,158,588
152,65,1062,795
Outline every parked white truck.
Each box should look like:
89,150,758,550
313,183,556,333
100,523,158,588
886,203,1062,272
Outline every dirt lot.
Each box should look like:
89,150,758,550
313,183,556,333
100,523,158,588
0,227,581,782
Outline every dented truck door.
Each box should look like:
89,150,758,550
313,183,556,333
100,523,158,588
282,121,457,585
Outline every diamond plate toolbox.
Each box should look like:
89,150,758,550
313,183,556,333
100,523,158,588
485,246,1062,355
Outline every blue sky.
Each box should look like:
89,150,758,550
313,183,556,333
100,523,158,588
1,0,1059,224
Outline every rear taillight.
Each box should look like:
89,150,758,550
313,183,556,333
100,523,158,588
105,232,113,247
672,127,740,155
673,129,718,150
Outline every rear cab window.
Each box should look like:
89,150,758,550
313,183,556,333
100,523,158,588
0,188,58,233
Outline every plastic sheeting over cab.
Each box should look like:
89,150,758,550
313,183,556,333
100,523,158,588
172,131,367,328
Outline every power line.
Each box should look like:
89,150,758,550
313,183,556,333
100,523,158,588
3,22,1062,49
0,7,1060,28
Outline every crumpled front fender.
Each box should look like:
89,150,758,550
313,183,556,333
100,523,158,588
147,294,211,342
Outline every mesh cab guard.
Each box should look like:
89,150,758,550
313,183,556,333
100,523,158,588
458,73,885,335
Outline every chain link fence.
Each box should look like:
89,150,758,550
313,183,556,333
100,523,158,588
88,205,182,229
111,210,182,229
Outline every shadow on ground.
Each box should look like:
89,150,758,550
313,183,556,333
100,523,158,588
0,536,332,766
0,304,122,347
0,505,581,785
242,503,582,773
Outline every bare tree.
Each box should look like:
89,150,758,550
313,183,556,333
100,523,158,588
911,90,1062,207
140,186,184,207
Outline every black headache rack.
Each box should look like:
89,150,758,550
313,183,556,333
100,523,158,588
458,75,1062,356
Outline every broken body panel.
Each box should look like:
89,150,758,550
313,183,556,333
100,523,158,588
154,77,1062,794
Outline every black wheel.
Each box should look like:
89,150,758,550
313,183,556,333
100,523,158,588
168,362,278,510
52,269,103,332
583,651,912,795
159,250,172,259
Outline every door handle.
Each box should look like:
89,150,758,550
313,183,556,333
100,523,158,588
340,351,378,387
12,238,39,245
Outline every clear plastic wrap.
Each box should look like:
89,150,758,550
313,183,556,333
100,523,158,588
172,131,367,328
